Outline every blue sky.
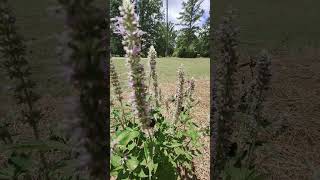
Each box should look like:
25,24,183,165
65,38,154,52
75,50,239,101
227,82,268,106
161,0,210,30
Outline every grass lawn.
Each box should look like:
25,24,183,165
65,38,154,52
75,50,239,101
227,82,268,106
215,0,320,53
111,57,210,89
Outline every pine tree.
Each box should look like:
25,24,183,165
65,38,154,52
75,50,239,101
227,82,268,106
197,17,210,57
177,0,204,37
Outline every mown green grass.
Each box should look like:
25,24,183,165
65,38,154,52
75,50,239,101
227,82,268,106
215,0,320,53
112,57,210,88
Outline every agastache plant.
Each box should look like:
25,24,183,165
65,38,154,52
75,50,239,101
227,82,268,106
148,45,159,106
174,65,185,123
186,77,196,100
243,50,272,165
112,0,152,128
0,2,49,179
110,59,127,128
57,0,108,179
250,50,271,120
212,9,240,179
110,59,124,104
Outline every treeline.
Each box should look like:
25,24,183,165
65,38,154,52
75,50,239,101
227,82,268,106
111,0,209,58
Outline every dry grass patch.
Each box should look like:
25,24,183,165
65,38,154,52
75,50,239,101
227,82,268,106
250,50,320,179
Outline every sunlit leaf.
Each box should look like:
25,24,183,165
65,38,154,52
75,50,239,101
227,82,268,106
127,157,139,171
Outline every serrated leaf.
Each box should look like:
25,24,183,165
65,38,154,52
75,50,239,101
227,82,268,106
187,129,198,140
127,157,139,171
111,154,122,167
116,129,139,146
110,170,118,177
127,142,136,151
138,169,148,178
140,159,147,166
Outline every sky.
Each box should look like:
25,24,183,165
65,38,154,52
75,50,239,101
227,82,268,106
161,0,210,30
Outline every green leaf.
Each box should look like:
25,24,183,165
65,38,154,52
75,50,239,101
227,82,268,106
146,160,156,173
127,157,139,171
153,163,158,173
174,147,184,155
116,129,139,146
127,142,136,151
186,153,193,160
144,143,150,161
187,129,198,141
140,159,147,166
111,154,122,167
138,169,148,178
167,142,182,148
170,160,177,167
110,170,118,177
164,149,168,156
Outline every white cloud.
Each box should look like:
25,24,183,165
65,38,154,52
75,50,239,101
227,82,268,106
161,0,210,30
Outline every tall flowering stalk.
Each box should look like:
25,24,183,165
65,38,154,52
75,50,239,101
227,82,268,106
57,0,108,178
250,50,271,120
186,77,196,101
212,9,239,179
110,59,123,104
112,0,152,128
110,59,126,128
148,45,159,106
244,50,272,165
174,65,185,123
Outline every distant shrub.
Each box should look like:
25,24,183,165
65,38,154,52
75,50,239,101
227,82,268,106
175,46,198,58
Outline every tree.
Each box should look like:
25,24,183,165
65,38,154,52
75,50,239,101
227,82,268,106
175,0,204,58
111,0,125,56
196,17,209,57
154,21,177,57
178,0,204,37
111,0,165,57
137,0,163,56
